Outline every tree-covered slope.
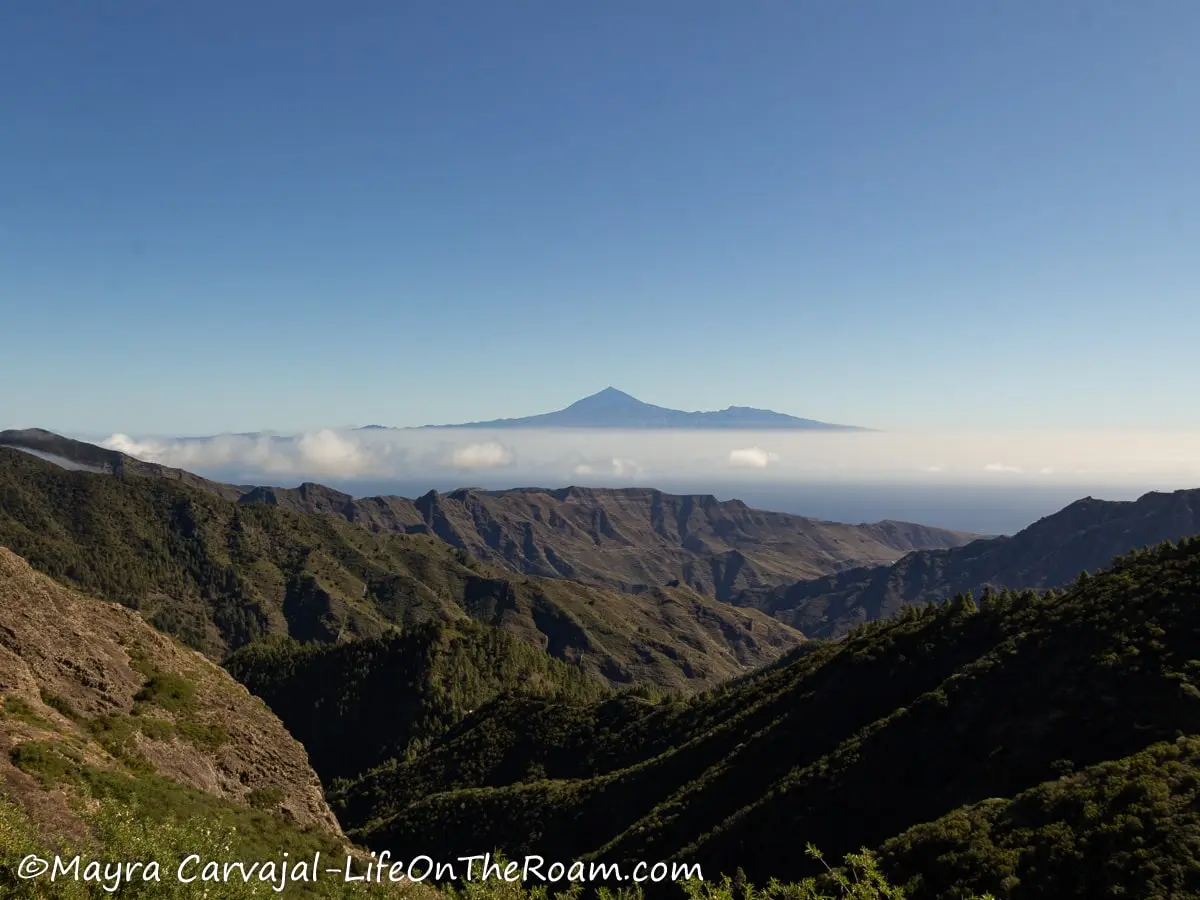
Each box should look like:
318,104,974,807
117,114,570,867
334,537,1200,899
877,735,1200,899
737,488,1200,636
0,547,979,899
0,447,799,690
225,621,613,783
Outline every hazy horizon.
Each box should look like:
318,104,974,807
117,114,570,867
5,3,1198,539
59,426,1200,535
4,5,1198,435
96,426,1200,484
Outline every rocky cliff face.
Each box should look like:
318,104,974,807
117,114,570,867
0,547,342,838
250,484,979,600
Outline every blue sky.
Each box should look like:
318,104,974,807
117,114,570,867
3,1,1198,436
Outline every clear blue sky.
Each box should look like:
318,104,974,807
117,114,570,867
3,1,1198,435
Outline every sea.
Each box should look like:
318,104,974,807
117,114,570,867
261,477,1173,537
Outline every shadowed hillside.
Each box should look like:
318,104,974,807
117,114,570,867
327,537,1200,899
225,621,614,784
735,488,1200,635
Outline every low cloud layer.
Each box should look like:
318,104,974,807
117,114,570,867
729,446,779,469
450,442,513,469
97,427,1200,492
984,462,1024,474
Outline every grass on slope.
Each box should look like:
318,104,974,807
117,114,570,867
4,744,348,895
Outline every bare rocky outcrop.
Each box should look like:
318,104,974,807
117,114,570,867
0,546,342,838
248,484,980,601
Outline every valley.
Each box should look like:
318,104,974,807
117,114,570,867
6,10,1194,895
3,435,1200,898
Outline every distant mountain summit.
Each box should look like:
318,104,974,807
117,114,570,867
419,387,868,430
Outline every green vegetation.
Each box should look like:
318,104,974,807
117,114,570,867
225,620,612,782
135,672,198,711
7,443,1200,896
0,446,453,655
0,447,796,689
0,784,983,899
2,734,962,898
10,740,80,786
0,696,54,730
126,665,230,750
0,769,357,897
320,537,1200,899
878,736,1200,898
39,689,83,722
87,714,155,772
246,785,286,809
4,732,362,895
136,717,176,742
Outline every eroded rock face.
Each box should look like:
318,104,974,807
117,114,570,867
0,546,342,838
295,486,981,602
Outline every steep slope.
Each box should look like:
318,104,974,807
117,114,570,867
332,537,1200,899
249,485,980,602
738,488,1200,635
0,546,341,845
877,736,1200,899
0,431,979,600
0,448,801,690
225,621,614,784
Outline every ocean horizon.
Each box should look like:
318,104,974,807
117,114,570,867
185,472,1186,537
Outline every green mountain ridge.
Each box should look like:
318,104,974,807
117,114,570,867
224,621,614,784
324,537,1200,899
0,446,801,691
0,429,981,602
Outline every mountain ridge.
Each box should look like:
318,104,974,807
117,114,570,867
325,536,1200,898
0,427,250,500
0,446,803,690
733,485,1200,635
412,387,871,430
0,430,978,603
